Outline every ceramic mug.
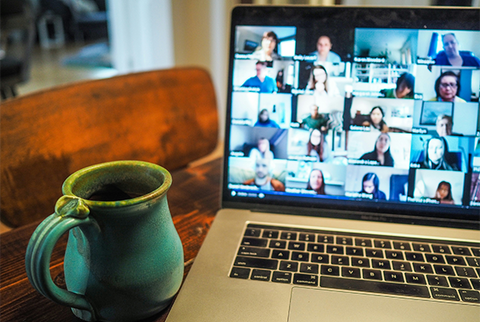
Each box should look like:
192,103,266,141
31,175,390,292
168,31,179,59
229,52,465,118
25,160,184,322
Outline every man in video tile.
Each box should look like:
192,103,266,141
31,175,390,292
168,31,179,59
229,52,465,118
242,61,278,93
243,157,285,192
301,104,328,131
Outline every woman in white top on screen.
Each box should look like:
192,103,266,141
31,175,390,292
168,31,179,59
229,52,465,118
250,31,280,61
306,65,340,97
249,137,274,160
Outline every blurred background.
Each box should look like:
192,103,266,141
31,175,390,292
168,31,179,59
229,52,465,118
1,0,478,130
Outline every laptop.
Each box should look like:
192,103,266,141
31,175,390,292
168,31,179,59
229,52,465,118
166,5,480,322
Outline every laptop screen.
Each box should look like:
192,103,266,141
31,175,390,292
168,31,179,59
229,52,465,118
222,6,480,227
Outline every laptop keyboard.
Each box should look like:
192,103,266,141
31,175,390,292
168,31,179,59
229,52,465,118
229,223,480,304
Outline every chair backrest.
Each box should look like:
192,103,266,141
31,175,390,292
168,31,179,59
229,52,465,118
1,67,218,227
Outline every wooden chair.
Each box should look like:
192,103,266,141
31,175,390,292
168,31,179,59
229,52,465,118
1,67,219,228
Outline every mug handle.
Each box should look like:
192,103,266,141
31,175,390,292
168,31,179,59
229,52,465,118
25,196,99,320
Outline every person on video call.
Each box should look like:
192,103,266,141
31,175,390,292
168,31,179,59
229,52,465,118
249,137,274,160
362,106,389,133
307,128,330,162
310,35,341,63
420,137,459,171
306,169,326,195
306,65,340,97
434,114,462,137
359,173,386,200
429,71,466,103
433,181,455,204
360,133,395,166
250,31,280,61
381,72,415,99
254,109,280,128
301,104,328,131
435,33,480,67
242,61,278,93
243,157,285,191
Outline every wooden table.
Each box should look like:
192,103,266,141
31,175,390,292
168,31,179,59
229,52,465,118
0,158,222,322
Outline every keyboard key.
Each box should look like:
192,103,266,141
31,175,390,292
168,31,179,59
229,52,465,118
432,245,451,254
342,267,361,278
384,271,404,283
244,228,261,237
321,265,340,276
467,257,480,267
238,246,270,258
346,247,364,256
331,255,349,266
413,263,433,274
405,273,426,285
372,259,391,270
281,232,297,240
321,276,430,298
386,250,404,260
374,240,392,249
355,238,372,247
351,257,370,268
393,242,411,251
455,266,477,277
451,247,471,256
472,248,480,257
242,237,268,247
251,269,271,281
299,233,315,242
311,254,329,264
405,252,424,262
336,236,353,245
234,256,278,270
293,273,318,286
307,243,325,253
430,287,459,301
434,265,455,276
269,240,287,249
271,249,290,260
288,241,306,251
365,249,384,258
392,261,412,272
230,267,250,279
327,245,344,254
445,255,465,266
412,243,431,252
291,251,309,261
427,275,449,287
425,254,445,264
262,230,279,239
363,269,382,280
448,277,471,289
300,263,319,274
272,271,292,284
318,235,334,244
279,261,298,272
470,279,480,290
459,290,480,303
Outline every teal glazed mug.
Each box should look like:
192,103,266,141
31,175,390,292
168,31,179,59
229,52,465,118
25,161,184,322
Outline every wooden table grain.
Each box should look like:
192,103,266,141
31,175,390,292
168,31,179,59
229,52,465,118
0,158,222,322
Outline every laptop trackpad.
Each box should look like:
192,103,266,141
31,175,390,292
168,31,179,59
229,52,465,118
288,287,478,322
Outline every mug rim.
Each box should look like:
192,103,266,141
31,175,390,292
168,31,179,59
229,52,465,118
62,160,172,208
